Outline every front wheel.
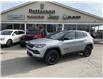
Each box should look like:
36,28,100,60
83,46,92,57
27,51,33,57
19,43,25,47
6,39,12,47
44,50,60,65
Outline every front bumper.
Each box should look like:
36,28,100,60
26,45,46,58
0,40,7,45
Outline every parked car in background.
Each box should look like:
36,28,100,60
19,30,46,47
0,29,25,46
26,30,94,65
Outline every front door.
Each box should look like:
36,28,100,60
62,31,76,54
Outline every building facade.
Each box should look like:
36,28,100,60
1,1,103,38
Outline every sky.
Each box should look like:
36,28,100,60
0,1,103,29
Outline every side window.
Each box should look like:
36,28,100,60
76,32,86,39
14,31,24,35
18,31,24,34
83,32,87,37
64,32,75,40
14,31,18,35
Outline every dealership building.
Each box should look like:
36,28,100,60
1,1,103,39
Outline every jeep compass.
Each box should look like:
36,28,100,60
26,30,94,65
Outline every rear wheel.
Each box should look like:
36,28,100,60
83,46,92,57
19,43,25,47
44,50,60,65
6,39,12,47
19,41,26,47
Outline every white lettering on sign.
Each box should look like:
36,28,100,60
63,15,81,19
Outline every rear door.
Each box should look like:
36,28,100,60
12,31,19,42
16,31,25,42
75,31,87,51
12,31,24,42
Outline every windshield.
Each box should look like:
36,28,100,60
47,32,65,40
1,30,13,35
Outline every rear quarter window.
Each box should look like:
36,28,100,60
64,31,75,40
76,32,86,39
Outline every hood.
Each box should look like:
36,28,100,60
0,35,10,38
29,38,59,44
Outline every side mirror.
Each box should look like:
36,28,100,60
12,33,16,36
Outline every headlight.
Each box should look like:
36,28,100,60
0,38,5,40
34,44,46,48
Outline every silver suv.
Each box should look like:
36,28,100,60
26,30,94,65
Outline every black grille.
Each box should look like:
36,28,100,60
27,43,34,48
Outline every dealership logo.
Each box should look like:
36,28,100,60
27,15,44,19
29,9,55,14
48,15,59,20
63,15,81,20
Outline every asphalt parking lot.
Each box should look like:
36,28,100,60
0,44,103,77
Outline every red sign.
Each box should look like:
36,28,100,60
27,15,44,19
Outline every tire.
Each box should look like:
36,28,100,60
27,51,33,57
44,50,60,65
19,41,26,47
83,46,92,57
19,43,25,47
6,39,12,47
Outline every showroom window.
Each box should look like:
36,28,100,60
26,24,36,33
13,24,24,30
47,24,62,33
1,24,13,30
64,24,76,30
77,25,89,32
1,24,25,30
